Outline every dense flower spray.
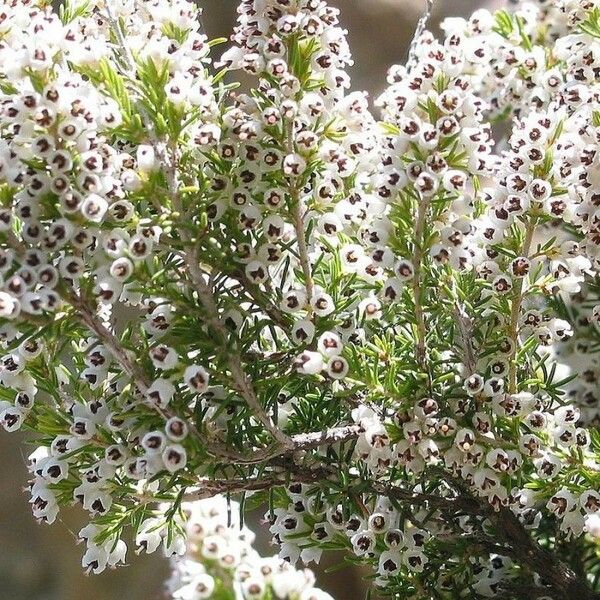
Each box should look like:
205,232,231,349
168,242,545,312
165,497,333,600
1,0,600,598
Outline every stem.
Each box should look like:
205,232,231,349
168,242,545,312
182,466,334,502
180,229,293,449
412,194,430,375
285,119,314,310
206,424,362,464
454,302,477,375
71,294,150,394
490,508,600,600
292,424,362,450
292,190,315,307
439,473,599,600
229,268,289,329
406,0,437,71
508,216,536,394
166,146,293,450
67,293,211,444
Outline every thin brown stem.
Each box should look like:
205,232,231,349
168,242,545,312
66,293,179,421
508,216,537,393
490,508,600,600
179,238,293,449
412,195,431,377
440,472,599,600
64,291,211,445
206,424,362,464
228,267,289,328
454,302,477,375
4,230,26,258
71,294,149,393
284,119,314,310
165,145,293,450
291,190,315,307
182,466,334,502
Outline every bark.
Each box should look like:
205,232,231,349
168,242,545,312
489,508,600,600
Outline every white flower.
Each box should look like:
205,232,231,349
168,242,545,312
162,444,188,473
184,365,210,394
137,145,159,173
146,378,176,408
81,194,108,223
295,351,324,375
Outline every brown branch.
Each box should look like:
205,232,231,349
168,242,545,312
65,291,183,423
165,145,293,451
412,194,432,391
229,268,289,328
371,480,479,515
508,215,536,393
489,508,600,600
71,294,150,393
439,473,599,600
182,467,332,501
181,248,293,449
64,291,211,446
206,424,362,464
454,302,477,375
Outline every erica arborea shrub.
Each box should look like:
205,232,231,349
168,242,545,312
1,0,600,598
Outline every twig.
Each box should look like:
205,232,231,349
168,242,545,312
508,216,536,393
440,472,600,600
490,508,600,600
407,0,436,72
206,424,362,464
180,232,293,449
65,290,225,454
412,194,432,386
71,293,150,394
285,119,314,310
291,191,315,307
454,303,477,375
228,268,289,329
165,144,293,450
182,466,334,502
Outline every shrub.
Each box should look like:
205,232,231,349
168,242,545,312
0,0,600,598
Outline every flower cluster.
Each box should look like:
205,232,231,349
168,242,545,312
1,0,600,599
0,0,223,531
166,497,333,600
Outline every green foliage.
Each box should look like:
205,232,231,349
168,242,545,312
580,7,600,39
59,0,92,24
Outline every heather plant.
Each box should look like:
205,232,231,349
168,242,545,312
1,0,600,598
